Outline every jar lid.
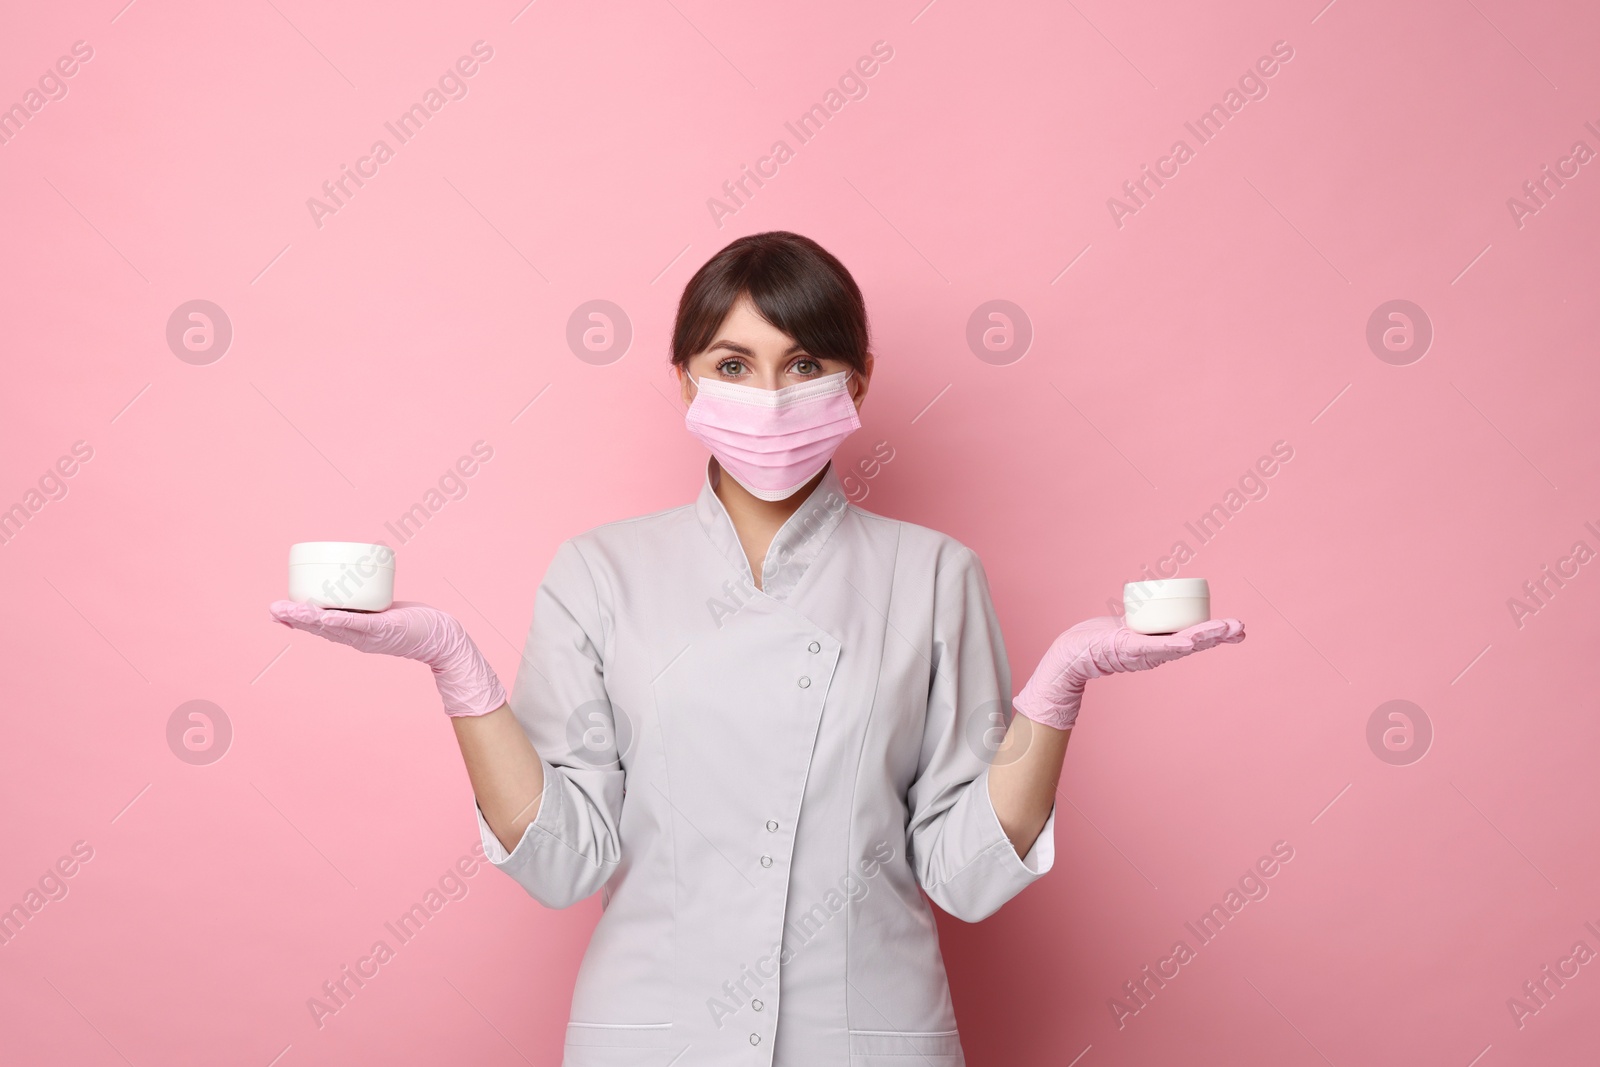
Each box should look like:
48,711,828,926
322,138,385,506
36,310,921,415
1124,577,1208,600
289,541,396,567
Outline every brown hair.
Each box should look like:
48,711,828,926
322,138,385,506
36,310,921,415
670,231,870,374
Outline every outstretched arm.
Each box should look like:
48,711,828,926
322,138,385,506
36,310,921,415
989,616,1246,857
267,599,543,852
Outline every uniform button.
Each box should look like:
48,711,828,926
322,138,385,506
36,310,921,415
760,855,773,867
808,641,820,653
766,820,778,832
749,1033,761,1045
752,998,764,1011
798,676,810,688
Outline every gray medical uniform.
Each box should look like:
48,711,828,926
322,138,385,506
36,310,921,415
476,457,1056,1065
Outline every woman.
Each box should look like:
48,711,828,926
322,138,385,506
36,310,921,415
269,231,1244,1066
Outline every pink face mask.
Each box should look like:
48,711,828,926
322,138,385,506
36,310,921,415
684,369,862,501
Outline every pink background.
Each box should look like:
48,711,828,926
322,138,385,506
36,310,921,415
2,0,1597,1063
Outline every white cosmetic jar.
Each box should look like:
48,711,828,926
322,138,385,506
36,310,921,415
288,542,395,612
1123,578,1209,635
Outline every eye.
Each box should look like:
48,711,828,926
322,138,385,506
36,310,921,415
715,358,747,378
792,358,822,376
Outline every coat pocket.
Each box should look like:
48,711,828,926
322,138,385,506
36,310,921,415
848,1027,964,1065
563,1021,676,1067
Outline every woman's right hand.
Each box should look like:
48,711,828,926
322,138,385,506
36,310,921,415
268,600,508,718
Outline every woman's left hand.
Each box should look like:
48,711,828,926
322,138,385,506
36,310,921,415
1011,616,1245,731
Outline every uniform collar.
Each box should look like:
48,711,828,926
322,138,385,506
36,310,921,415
693,456,850,601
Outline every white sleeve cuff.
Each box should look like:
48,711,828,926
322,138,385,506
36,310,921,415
474,769,555,866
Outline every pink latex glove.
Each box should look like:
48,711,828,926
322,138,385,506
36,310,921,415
1012,615,1245,731
267,600,507,718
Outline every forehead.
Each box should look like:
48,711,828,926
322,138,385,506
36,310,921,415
703,297,804,356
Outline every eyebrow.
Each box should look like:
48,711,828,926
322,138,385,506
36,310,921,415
707,339,809,357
